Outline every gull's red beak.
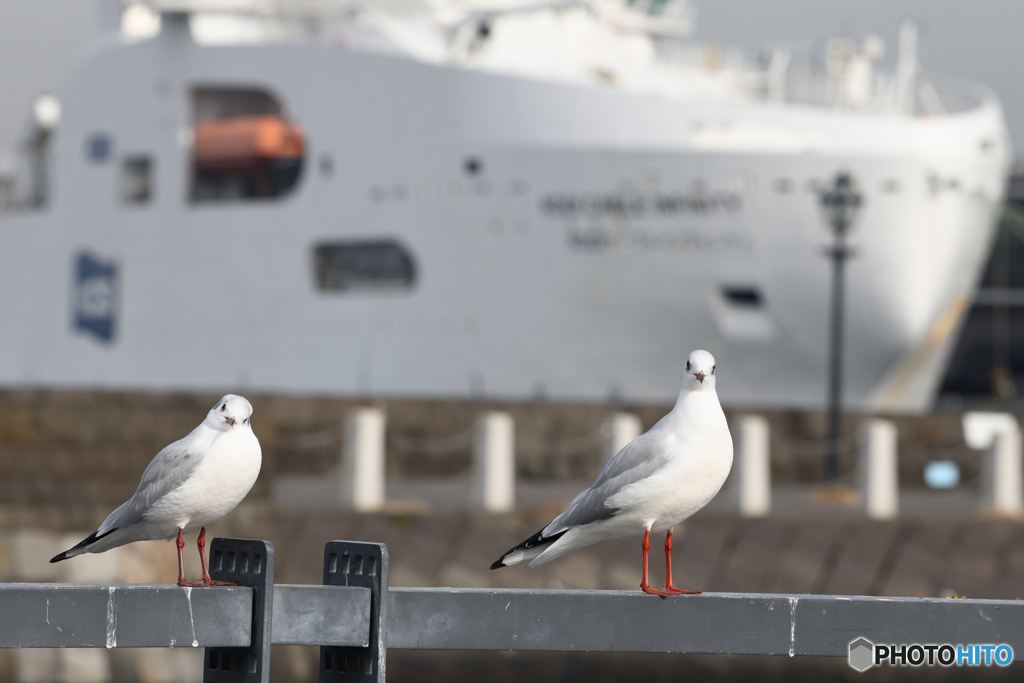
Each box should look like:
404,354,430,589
694,371,705,384
225,416,236,426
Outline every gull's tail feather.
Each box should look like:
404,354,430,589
50,528,118,563
490,528,567,570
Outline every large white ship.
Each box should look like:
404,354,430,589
0,0,1011,411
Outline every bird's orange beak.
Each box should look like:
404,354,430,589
694,371,705,383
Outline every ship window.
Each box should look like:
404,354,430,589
722,286,763,308
314,241,417,292
189,87,305,203
714,286,775,341
120,156,153,204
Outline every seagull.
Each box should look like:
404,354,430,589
491,350,733,596
51,395,262,587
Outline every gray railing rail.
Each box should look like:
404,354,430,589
2,537,1023,682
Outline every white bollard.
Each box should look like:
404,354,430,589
964,412,1023,515
603,412,642,462
983,427,1023,515
857,418,899,520
341,407,386,512
473,411,515,512
734,415,771,518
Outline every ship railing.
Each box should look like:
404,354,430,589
4,537,1022,682
651,43,992,117
134,0,431,18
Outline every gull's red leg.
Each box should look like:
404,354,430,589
640,529,670,597
198,527,236,587
176,528,203,588
663,530,700,595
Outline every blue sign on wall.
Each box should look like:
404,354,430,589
73,252,119,343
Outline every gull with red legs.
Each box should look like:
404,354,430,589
51,395,262,587
491,350,733,597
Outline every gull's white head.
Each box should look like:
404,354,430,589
204,394,254,432
681,350,717,392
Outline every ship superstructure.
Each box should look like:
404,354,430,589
0,0,1011,411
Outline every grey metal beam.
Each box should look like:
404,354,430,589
272,585,370,647
0,584,252,648
0,583,373,650
7,583,1022,660
386,589,1024,659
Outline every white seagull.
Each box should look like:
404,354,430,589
51,394,262,587
491,350,733,596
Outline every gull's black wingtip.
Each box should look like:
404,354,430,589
489,527,565,571
49,527,117,564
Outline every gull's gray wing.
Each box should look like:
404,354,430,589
541,432,672,537
97,438,203,534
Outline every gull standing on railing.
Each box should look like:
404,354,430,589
51,395,262,587
491,350,733,597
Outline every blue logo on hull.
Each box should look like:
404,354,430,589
73,252,119,343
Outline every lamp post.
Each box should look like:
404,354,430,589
819,172,862,484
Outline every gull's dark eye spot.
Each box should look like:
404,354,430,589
220,404,226,412
244,418,249,424
712,365,716,374
686,360,691,371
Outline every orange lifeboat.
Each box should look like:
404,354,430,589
193,115,305,171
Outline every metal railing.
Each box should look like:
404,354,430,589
2,537,1023,682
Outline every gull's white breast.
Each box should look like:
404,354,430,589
609,395,733,531
146,427,262,532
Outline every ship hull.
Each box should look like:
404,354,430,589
0,37,1010,411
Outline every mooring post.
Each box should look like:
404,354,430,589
857,418,898,519
342,408,386,512
472,412,515,512
984,426,1023,514
964,412,1023,516
203,538,275,683
603,412,641,463
734,414,771,517
320,541,390,683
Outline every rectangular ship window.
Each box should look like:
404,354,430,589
314,241,416,292
721,286,763,308
713,285,775,341
120,156,153,204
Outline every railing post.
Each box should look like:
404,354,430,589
733,415,771,517
964,412,1023,516
342,408,386,512
472,412,515,512
857,418,898,519
602,413,641,463
203,538,275,683
320,541,389,683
